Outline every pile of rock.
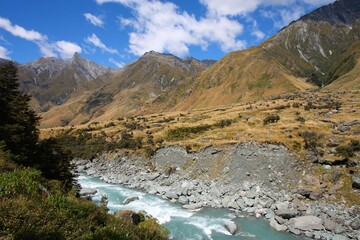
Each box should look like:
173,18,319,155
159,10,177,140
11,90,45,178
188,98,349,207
73,145,360,240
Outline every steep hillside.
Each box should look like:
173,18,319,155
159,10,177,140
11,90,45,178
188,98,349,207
263,0,360,86
39,52,214,127
17,53,115,112
326,40,360,89
170,47,314,111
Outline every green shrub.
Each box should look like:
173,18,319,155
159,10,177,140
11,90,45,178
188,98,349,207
263,114,280,125
336,140,360,159
296,116,306,124
166,125,212,140
215,119,233,128
300,130,322,152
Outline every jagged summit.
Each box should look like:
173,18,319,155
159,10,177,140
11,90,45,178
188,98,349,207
301,0,360,25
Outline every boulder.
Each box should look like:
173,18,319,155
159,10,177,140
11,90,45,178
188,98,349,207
243,197,255,207
85,168,96,175
209,186,223,198
79,188,97,196
275,208,298,219
123,196,139,205
182,202,202,210
290,216,324,231
178,196,189,204
165,191,178,199
236,199,245,210
350,218,360,230
270,217,287,232
224,220,237,235
352,175,360,189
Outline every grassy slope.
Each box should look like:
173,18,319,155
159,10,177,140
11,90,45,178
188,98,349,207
326,40,360,90
41,90,360,205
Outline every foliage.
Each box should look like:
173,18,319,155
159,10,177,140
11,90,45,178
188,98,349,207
300,130,322,153
215,119,234,128
0,167,169,240
0,62,39,165
0,62,73,186
166,125,212,140
336,140,360,159
296,116,306,124
263,114,280,125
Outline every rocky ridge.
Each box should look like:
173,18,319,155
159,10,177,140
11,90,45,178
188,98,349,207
74,143,360,240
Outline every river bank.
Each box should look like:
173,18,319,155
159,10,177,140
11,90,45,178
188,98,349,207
74,142,360,239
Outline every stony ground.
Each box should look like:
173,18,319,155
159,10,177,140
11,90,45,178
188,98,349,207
75,142,360,240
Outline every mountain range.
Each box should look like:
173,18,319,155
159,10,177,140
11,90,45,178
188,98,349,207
2,0,360,127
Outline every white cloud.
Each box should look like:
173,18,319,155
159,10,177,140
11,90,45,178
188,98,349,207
279,6,305,26
97,0,245,57
109,58,125,68
302,0,335,6
85,33,118,54
0,17,81,59
251,21,265,40
84,13,104,27
0,17,46,41
53,41,82,58
0,45,10,59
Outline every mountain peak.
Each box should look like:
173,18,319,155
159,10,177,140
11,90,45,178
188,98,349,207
301,0,360,25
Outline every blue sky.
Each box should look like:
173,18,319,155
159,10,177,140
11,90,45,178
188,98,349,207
0,0,335,68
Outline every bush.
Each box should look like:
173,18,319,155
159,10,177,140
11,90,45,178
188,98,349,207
263,114,280,125
215,119,233,128
166,125,212,140
300,130,321,152
336,140,360,159
296,116,306,124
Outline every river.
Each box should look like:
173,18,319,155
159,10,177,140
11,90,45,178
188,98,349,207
78,174,306,240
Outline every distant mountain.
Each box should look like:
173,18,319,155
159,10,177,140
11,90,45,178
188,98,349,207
17,53,115,112
13,0,360,127
163,0,360,111
39,51,215,127
263,0,360,86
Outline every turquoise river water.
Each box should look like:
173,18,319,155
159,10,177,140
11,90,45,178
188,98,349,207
78,174,307,240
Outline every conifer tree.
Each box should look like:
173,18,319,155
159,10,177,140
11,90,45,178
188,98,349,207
0,62,39,164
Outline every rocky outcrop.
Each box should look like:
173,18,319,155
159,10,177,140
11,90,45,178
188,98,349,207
289,216,324,231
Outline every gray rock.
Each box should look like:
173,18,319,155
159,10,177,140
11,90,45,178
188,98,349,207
165,191,178,199
270,217,287,232
332,234,348,240
243,197,255,207
288,227,301,235
178,196,189,204
85,168,96,175
224,220,237,235
242,181,252,191
79,188,97,196
275,208,298,219
352,175,360,189
259,197,273,208
228,199,239,209
209,186,223,198
350,219,360,230
236,199,245,210
290,216,324,231
182,202,202,210
123,196,139,205
148,172,160,180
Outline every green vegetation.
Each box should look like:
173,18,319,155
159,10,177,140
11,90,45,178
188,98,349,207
263,114,280,125
336,140,360,159
0,63,169,240
166,125,212,140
